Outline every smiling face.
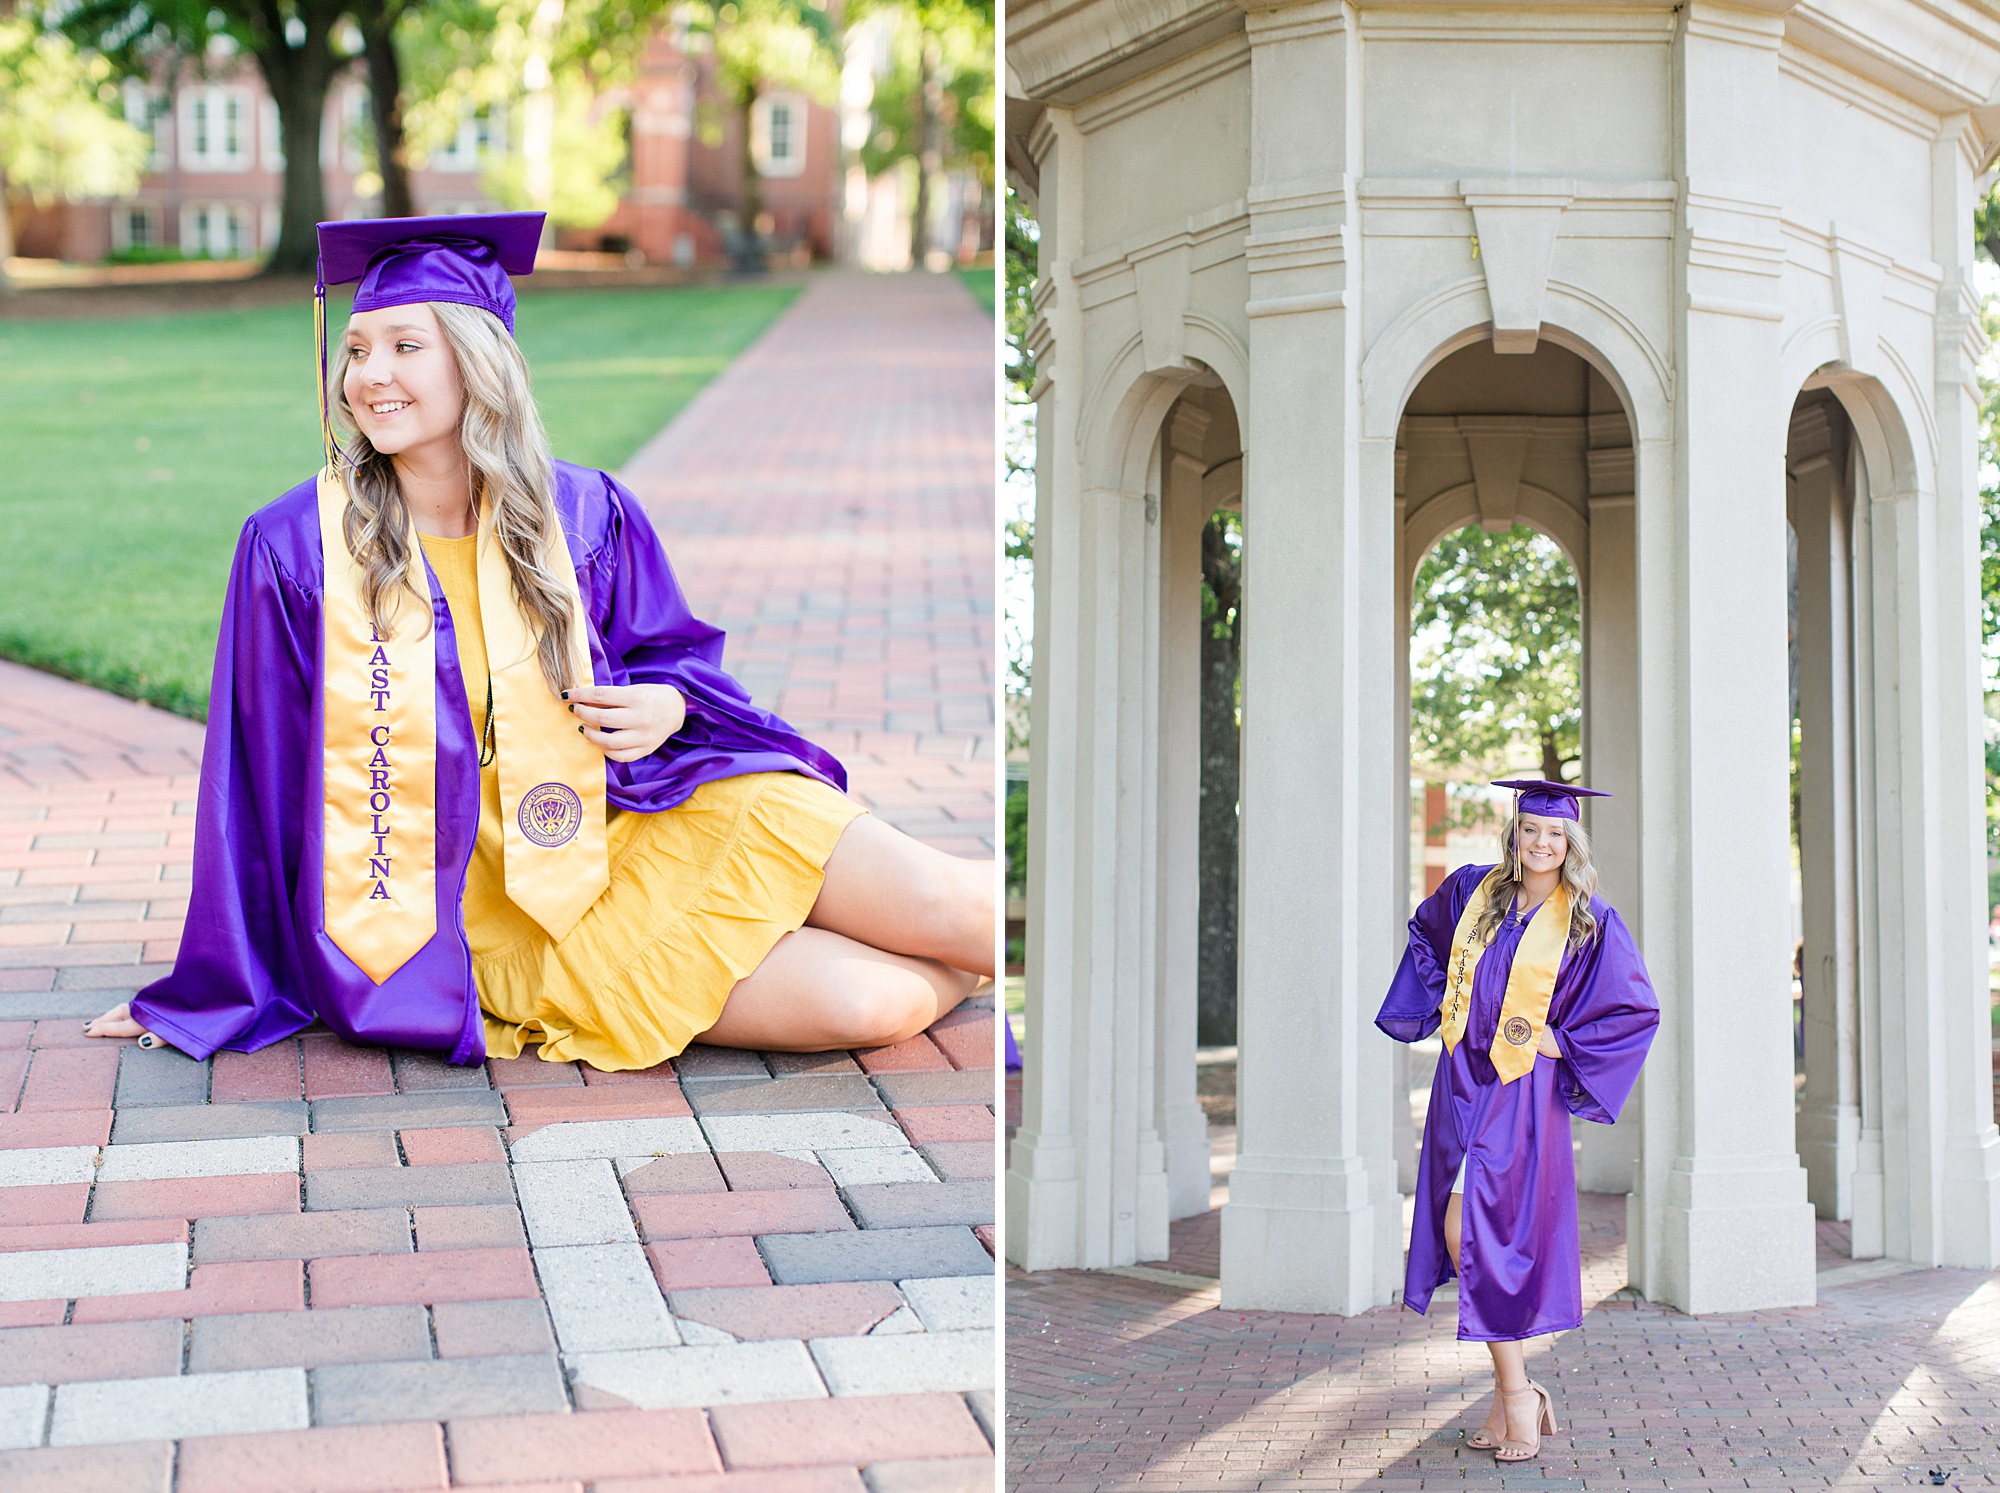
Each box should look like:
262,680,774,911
1515,812,1569,877
340,303,465,461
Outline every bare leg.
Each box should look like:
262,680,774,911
1446,1194,1509,1448
700,925,979,1053
807,815,995,978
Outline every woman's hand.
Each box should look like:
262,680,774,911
564,683,687,763
1536,1025,1562,1059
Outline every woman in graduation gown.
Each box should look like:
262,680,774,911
86,212,992,1073
1376,779,1657,1462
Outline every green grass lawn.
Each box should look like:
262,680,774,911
0,282,798,719
958,265,995,314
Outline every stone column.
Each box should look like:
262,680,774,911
1786,399,1861,1230
1633,3,1815,1313
1578,389,1640,1195
1222,0,1401,1314
1007,108,1170,1270
1156,400,1217,1222
1926,118,2000,1269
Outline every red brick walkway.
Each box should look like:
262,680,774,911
621,268,995,858
1007,1195,2000,1490
0,269,997,1492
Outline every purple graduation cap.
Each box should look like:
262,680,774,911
1491,777,1611,821
312,212,545,467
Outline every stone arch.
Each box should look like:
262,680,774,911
1079,323,1252,495
1402,481,1589,589
1358,276,1669,448
1781,331,1930,505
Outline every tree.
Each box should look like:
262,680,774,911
854,0,990,265
1409,524,1582,785
1197,510,1241,1047
0,16,151,288
698,0,837,253
61,0,355,274
353,0,416,216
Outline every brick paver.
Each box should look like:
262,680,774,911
0,270,996,1489
1007,1191,2000,1490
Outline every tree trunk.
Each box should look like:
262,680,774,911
0,172,15,293
1197,514,1242,1048
908,32,940,268
253,14,345,275
1540,730,1565,784
737,84,762,266
358,3,413,217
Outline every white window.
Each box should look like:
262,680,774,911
751,93,807,178
180,86,252,171
110,204,160,252
123,82,171,171
430,106,501,173
180,202,254,258
261,98,284,171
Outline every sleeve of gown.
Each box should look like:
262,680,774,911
589,473,846,795
1550,905,1660,1124
1374,865,1480,1043
130,521,314,1055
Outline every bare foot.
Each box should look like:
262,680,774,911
83,1003,162,1048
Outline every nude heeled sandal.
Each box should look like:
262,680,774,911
1494,1381,1557,1462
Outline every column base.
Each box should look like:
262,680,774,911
1220,1157,1398,1315
1940,1127,2000,1270
1162,1099,1212,1221
1573,1116,1638,1194
1657,1154,1816,1313
1797,1100,1859,1221
1004,1135,1080,1272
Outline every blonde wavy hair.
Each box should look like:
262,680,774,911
1473,810,1601,951
329,300,577,697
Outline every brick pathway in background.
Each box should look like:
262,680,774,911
621,268,994,858
1008,1193,2000,1490
0,269,997,1492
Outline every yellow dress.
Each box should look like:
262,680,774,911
418,531,866,1071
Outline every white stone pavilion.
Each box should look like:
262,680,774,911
1005,0,2000,1316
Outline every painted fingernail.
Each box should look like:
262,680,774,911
561,690,570,699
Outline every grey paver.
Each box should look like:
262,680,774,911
809,1330,994,1395
507,1116,707,1163
0,1383,48,1451
566,1341,826,1408
48,1367,308,1445
187,1306,432,1372
0,1146,97,1188
844,1180,992,1230
898,1275,993,1333
684,1075,887,1116
112,1047,207,1108
95,1136,296,1182
864,1459,993,1493
0,1321,184,1388
512,1159,636,1247
389,1049,492,1092
193,1209,412,1263
761,1227,993,1286
0,992,108,1019
535,1242,679,1353
821,1147,938,1187
304,1161,513,1211
311,1354,567,1425
0,1243,187,1304
413,1203,527,1250
965,1387,995,1444
919,1142,994,1182
869,1071,995,1107
671,1046,769,1081
700,1112,906,1154
433,1298,556,1358
763,1052,862,1078
109,1102,308,1144
308,1091,507,1132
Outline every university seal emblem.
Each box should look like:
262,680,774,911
1502,1016,1534,1048
518,782,584,848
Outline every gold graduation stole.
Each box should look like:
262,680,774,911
1438,868,1571,1084
319,471,608,984
472,492,608,941
319,471,438,983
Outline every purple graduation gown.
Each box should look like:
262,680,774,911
130,461,846,1064
1375,863,1657,1341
